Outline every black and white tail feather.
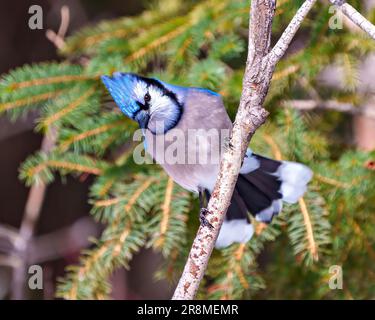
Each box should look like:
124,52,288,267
213,150,313,248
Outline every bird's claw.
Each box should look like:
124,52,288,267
199,208,214,229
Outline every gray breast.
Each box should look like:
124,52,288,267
144,89,232,192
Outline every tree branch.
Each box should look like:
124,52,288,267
330,0,375,40
268,0,318,68
45,6,70,49
172,0,317,300
283,99,375,119
10,128,57,300
27,217,100,264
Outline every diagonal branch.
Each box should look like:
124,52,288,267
283,99,375,119
330,0,375,40
11,128,57,299
46,6,70,49
172,0,318,300
268,0,318,68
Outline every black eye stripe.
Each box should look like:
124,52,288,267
139,76,181,107
124,72,183,110
136,101,149,111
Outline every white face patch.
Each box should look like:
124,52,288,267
132,79,181,134
132,80,171,112
132,80,148,102
148,86,171,115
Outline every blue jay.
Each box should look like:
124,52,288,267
101,72,313,248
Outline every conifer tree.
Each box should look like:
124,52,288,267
1,0,374,299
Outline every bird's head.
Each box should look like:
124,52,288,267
101,72,183,134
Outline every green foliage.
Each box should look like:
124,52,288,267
20,151,108,186
1,0,374,299
286,189,331,266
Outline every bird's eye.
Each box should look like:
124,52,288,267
144,93,151,103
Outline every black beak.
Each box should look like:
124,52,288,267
134,110,150,129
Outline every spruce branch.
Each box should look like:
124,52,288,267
153,178,175,249
315,174,351,189
172,0,317,300
1,0,373,300
298,197,319,261
124,20,191,64
40,87,96,129
0,89,66,113
329,0,375,40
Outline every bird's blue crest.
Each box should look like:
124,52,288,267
101,72,140,119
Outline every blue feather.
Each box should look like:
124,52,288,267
101,73,140,118
194,87,220,97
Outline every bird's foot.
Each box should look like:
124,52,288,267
199,208,214,229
